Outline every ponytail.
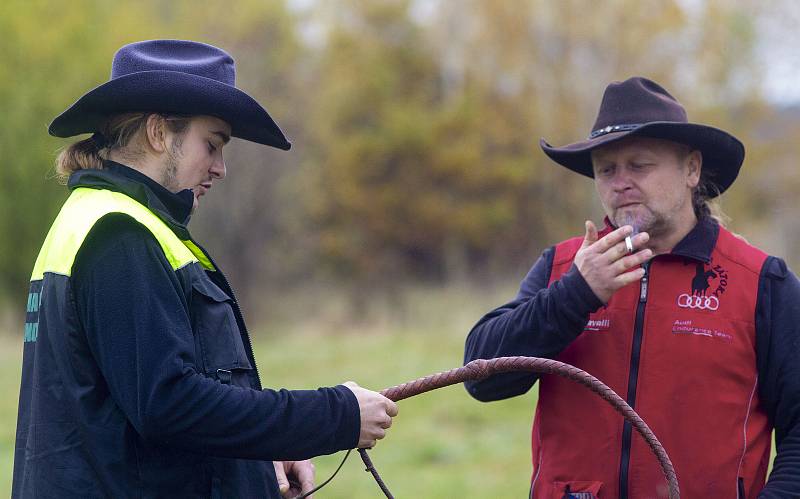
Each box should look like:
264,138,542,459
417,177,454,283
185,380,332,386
54,113,152,184
692,174,729,227
54,136,105,183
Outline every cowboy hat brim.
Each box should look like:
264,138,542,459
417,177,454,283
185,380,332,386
540,122,744,196
49,70,291,150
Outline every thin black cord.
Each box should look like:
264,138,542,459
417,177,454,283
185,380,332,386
290,448,352,499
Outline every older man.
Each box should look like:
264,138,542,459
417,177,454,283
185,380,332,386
14,40,397,499
464,77,800,498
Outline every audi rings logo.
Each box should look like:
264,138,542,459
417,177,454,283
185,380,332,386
677,293,719,311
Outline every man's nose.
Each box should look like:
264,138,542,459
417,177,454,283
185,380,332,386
210,157,226,180
610,168,633,191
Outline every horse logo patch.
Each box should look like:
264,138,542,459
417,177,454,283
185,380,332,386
677,260,728,312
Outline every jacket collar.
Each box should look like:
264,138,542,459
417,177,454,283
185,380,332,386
68,160,195,238
669,216,719,263
603,215,719,263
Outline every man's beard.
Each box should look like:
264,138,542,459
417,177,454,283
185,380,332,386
160,142,182,192
614,205,670,239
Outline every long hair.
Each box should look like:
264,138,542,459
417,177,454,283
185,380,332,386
692,170,729,227
54,113,191,183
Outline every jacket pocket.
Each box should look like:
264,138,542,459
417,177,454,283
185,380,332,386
190,279,252,386
552,480,602,499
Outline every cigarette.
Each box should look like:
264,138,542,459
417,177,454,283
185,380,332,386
625,235,634,254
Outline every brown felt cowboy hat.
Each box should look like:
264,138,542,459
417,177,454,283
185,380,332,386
540,77,744,196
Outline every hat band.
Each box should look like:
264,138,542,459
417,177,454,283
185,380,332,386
588,123,641,140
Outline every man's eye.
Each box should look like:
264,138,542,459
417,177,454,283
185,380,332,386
208,141,217,153
596,166,613,176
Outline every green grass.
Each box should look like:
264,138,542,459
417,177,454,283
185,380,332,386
0,336,21,496
253,324,538,498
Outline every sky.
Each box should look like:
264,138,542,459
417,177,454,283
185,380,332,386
756,7,800,104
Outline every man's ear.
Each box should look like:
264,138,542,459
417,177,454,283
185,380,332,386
144,114,167,153
686,149,702,188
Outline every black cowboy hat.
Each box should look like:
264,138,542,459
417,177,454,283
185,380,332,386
540,77,743,196
49,39,291,150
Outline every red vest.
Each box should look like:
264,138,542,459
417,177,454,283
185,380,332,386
531,226,771,499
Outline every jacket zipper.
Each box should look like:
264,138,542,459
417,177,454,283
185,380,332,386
191,239,263,390
619,261,650,499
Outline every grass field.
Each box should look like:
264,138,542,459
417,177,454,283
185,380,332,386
254,324,538,498
235,283,538,498
0,335,21,496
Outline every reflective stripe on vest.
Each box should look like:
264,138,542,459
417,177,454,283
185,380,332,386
31,187,213,280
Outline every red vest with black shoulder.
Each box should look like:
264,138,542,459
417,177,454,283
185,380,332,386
530,225,771,499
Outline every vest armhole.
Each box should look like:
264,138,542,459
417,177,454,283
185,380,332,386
31,188,198,279
542,246,555,287
715,227,769,275
552,237,584,266
75,213,159,268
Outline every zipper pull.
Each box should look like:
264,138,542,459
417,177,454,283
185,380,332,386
639,263,650,302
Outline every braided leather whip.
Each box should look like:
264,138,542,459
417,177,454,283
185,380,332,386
358,356,680,499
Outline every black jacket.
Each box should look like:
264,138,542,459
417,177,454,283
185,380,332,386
464,218,800,497
13,162,360,498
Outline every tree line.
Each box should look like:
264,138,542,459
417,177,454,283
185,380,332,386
2,0,796,321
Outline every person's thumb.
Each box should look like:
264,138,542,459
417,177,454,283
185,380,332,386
273,461,290,495
581,220,598,249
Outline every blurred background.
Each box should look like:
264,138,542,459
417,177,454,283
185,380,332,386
1,0,799,496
